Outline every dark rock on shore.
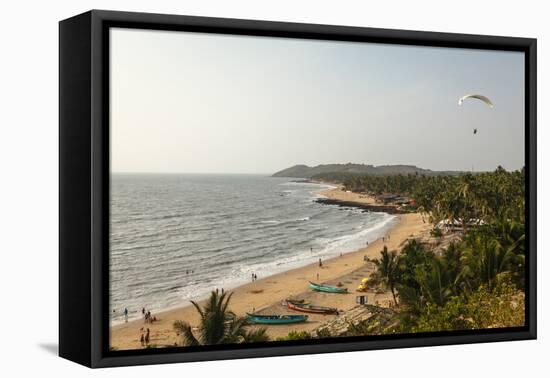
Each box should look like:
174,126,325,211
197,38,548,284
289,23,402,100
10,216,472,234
315,198,406,214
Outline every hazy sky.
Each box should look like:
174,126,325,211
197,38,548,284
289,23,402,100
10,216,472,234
110,28,525,174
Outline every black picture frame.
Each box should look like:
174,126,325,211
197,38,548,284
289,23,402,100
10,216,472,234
59,9,537,368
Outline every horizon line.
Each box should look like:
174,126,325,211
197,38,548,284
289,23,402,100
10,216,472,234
111,171,274,175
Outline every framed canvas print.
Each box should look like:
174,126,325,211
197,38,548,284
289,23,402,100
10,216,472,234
59,10,537,368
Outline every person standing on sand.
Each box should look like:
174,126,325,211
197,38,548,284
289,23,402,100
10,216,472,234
140,332,145,347
124,307,128,323
319,258,323,267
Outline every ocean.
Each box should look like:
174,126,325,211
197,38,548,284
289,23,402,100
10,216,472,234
110,174,396,324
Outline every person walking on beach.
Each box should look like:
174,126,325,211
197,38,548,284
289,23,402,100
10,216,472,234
141,307,145,316
251,272,255,282
319,258,323,268
140,332,145,347
124,307,128,323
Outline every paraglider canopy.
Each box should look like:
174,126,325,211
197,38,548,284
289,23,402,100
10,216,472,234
458,94,494,108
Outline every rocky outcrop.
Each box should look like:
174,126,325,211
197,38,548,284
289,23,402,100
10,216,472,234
314,198,406,214
313,304,398,337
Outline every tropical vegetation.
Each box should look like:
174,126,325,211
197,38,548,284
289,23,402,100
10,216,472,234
362,167,526,333
173,290,270,346
339,166,525,228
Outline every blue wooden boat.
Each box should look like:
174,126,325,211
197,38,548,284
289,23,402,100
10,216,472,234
309,281,348,294
246,313,308,325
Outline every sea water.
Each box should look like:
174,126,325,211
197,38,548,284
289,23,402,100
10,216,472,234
110,174,396,324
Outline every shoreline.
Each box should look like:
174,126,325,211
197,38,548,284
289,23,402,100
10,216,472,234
110,187,430,350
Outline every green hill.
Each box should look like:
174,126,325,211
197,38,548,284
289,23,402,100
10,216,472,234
272,163,459,178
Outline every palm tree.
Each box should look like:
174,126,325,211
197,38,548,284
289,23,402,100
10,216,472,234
396,284,423,315
460,234,516,291
441,242,465,295
374,247,401,306
488,219,526,288
173,290,269,346
415,258,453,307
240,328,270,343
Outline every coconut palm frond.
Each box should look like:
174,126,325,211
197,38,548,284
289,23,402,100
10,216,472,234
241,327,270,343
173,320,200,347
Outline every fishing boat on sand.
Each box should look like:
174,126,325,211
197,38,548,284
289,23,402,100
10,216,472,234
286,300,339,315
285,298,309,305
246,313,308,325
308,281,348,294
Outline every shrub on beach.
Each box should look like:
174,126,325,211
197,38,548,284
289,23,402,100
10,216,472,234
430,227,443,239
276,331,312,341
315,328,333,338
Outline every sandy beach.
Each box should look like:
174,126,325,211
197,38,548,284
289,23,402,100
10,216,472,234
318,185,378,204
110,187,430,350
